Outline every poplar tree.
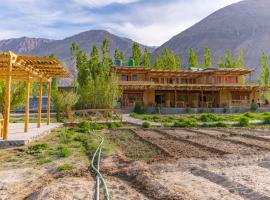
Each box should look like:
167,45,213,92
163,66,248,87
114,49,125,64
119,51,125,64
237,49,245,68
237,50,245,83
154,54,163,69
217,56,224,68
188,48,199,68
141,48,151,67
132,42,142,66
175,56,181,69
225,50,232,68
102,38,112,68
114,48,119,62
261,52,269,86
202,48,212,68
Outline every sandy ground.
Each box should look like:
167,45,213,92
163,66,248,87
2,127,270,200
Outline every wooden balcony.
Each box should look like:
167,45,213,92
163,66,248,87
118,81,265,91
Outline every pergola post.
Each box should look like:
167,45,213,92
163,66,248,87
47,81,51,125
3,55,12,139
37,79,43,128
24,74,31,132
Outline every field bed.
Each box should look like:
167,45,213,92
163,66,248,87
160,129,262,155
133,129,222,159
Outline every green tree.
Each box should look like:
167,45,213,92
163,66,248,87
0,82,26,117
188,48,199,68
119,51,125,64
101,38,113,69
132,42,142,66
154,54,163,69
175,55,181,69
225,50,232,68
114,48,119,62
217,56,224,68
141,48,151,67
202,48,212,68
72,39,121,109
237,49,245,68
261,52,269,86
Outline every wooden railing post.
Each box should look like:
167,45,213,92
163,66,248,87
3,52,14,140
47,81,51,125
24,74,30,132
37,79,43,128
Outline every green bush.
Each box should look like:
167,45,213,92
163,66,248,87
107,122,123,129
199,113,220,122
242,112,256,119
142,122,152,128
26,143,48,155
163,123,172,128
173,118,199,128
155,106,161,114
134,102,145,114
263,116,270,124
239,117,250,127
250,102,259,112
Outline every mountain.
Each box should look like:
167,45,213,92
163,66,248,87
0,30,155,84
153,0,270,79
0,37,52,54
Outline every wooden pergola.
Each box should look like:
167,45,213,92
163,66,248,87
0,51,70,140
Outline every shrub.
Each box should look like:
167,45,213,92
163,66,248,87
50,146,72,158
239,117,250,127
77,121,91,133
173,118,199,128
142,122,152,128
56,163,74,171
134,102,145,114
74,134,87,142
163,123,172,128
242,112,256,119
223,108,228,113
250,102,259,112
263,116,270,124
26,143,48,155
108,122,123,129
199,113,219,122
155,106,161,114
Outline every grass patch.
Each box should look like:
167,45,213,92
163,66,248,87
56,163,74,171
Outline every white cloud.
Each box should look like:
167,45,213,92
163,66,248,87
72,0,139,7
0,0,243,46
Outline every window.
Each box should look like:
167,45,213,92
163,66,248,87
121,75,128,81
131,74,138,81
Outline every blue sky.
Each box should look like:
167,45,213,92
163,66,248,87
0,0,241,46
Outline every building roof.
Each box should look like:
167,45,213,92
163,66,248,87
0,51,70,82
112,66,252,76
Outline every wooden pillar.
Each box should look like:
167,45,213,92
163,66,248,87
37,79,43,128
174,90,177,108
24,75,30,132
46,81,51,125
3,57,12,139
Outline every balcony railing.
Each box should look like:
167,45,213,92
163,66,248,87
119,81,260,87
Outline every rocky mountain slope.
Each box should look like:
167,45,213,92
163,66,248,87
0,30,154,80
153,0,270,79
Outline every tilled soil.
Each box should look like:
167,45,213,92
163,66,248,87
159,129,263,155
133,129,220,159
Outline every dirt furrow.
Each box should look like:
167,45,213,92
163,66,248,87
186,129,269,152
132,129,221,159
160,129,262,155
